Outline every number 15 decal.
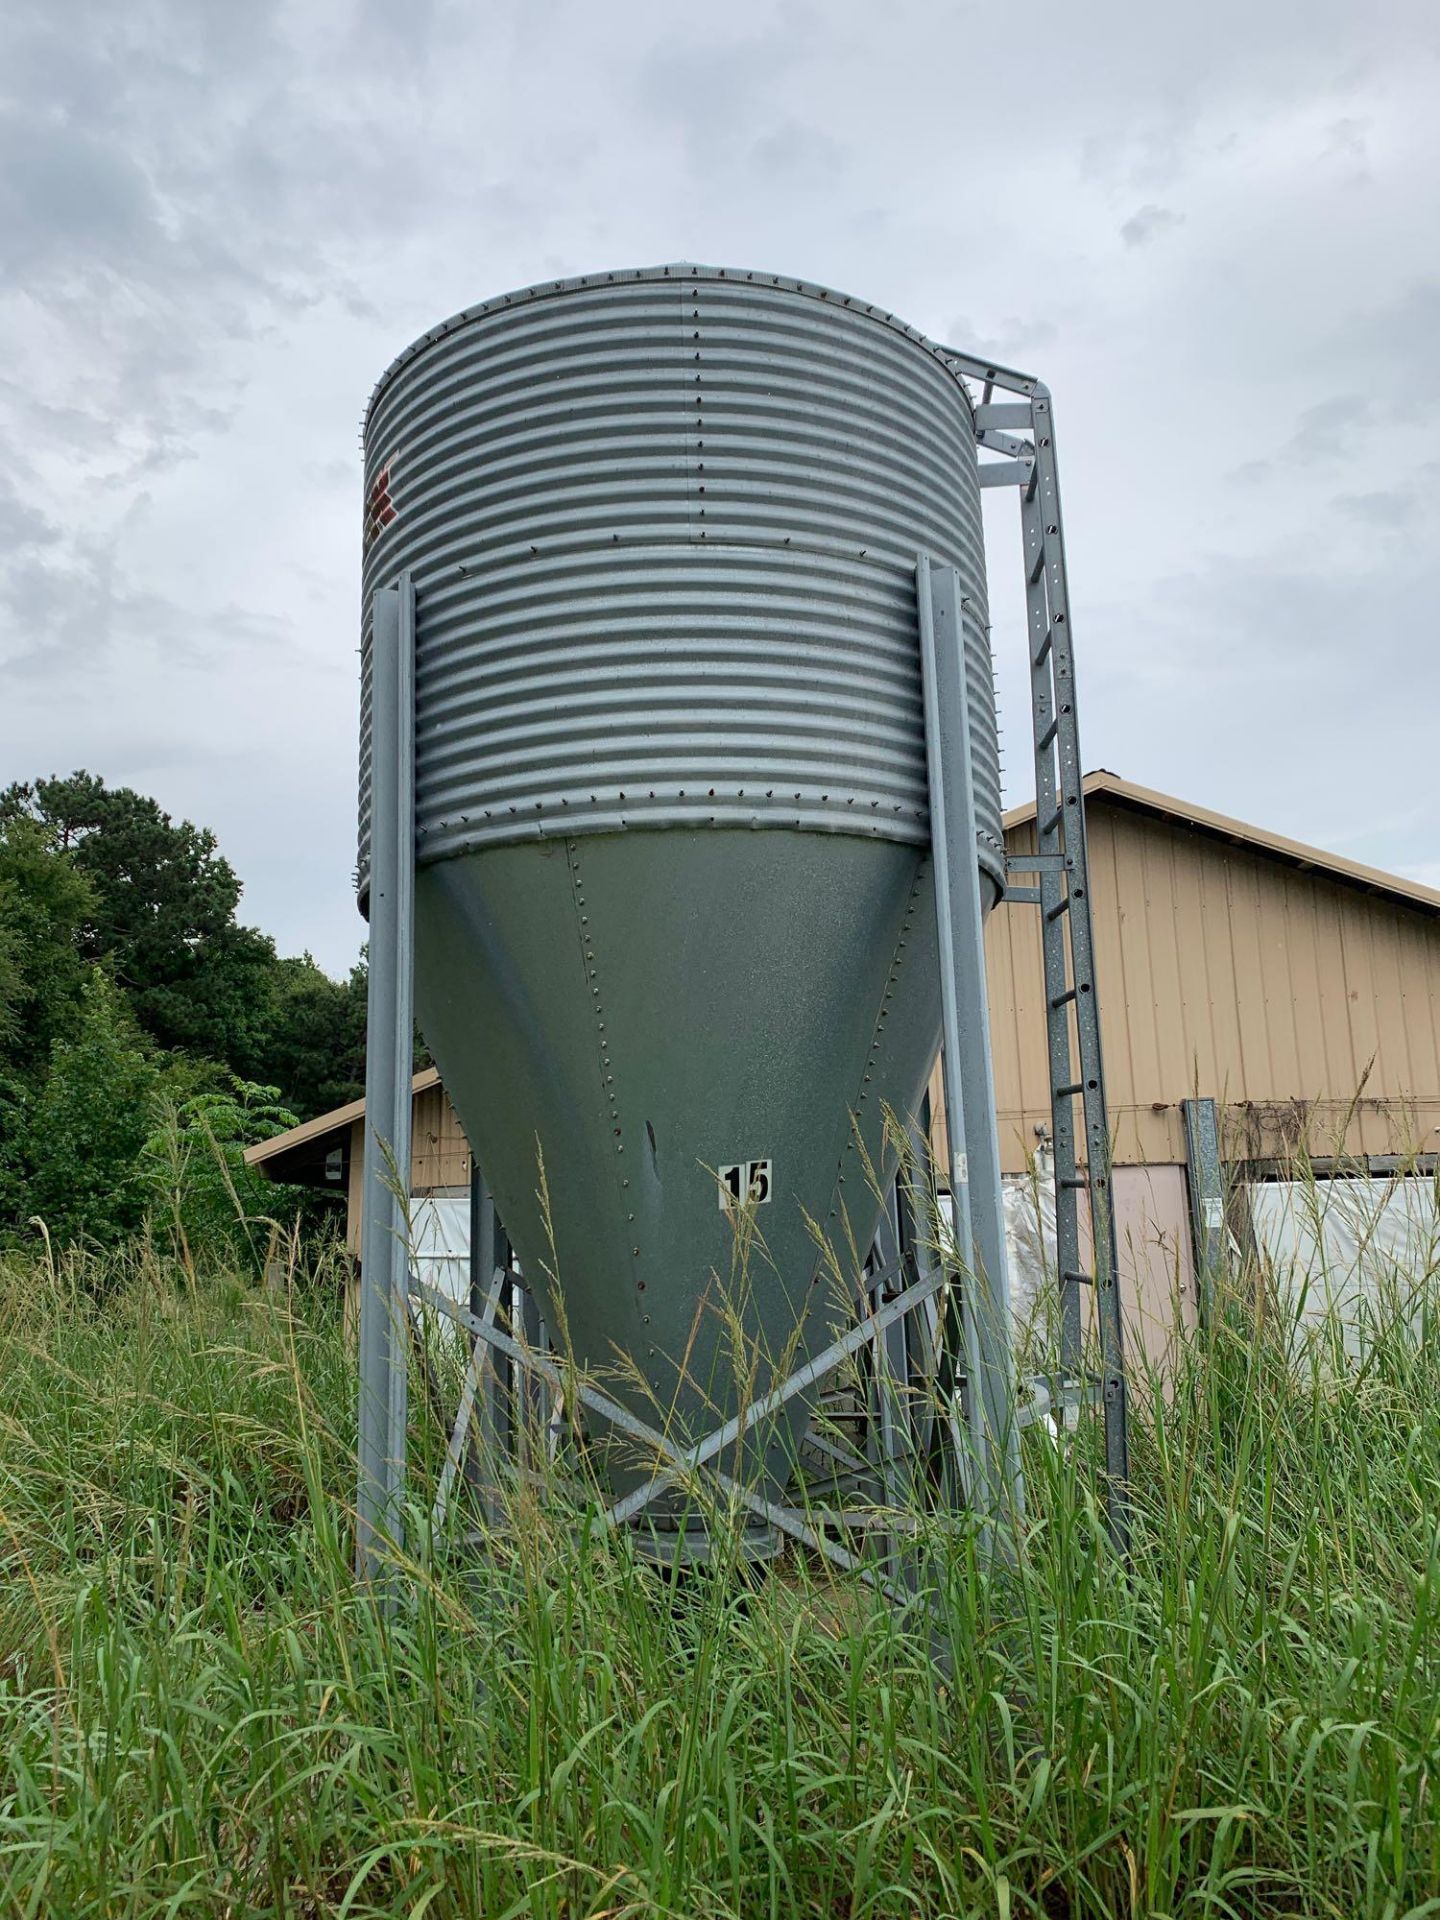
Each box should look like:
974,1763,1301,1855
718,1160,772,1211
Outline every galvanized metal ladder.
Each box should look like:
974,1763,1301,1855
940,350,1131,1547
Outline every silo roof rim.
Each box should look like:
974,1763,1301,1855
362,262,982,433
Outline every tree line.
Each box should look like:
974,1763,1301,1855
0,772,369,1253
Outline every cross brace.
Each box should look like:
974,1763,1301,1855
410,1260,972,1602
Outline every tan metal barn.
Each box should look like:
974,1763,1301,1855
948,773,1439,1364
248,773,1440,1351
976,771,1440,1172
244,1064,463,1257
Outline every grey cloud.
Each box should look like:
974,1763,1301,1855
0,0,439,501
1120,203,1183,247
0,114,161,274
1335,488,1418,528
1,0,1436,971
1150,546,1425,675
947,315,1060,364
628,10,811,163
749,122,847,181
0,472,61,550
0,485,297,682
353,0,444,65
1322,115,1371,180
1346,280,1440,412
1233,394,1390,487
1285,394,1372,463
1082,125,1196,194
1053,539,1440,876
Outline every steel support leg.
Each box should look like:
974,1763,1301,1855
917,554,1023,1536
356,574,416,1585
511,1277,545,1477
463,1158,489,1499
432,1265,505,1534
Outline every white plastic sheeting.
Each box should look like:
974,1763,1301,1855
939,1153,1058,1336
1246,1176,1440,1359
409,1195,471,1307
999,1154,1197,1373
408,1171,1440,1382
1003,1146,1059,1333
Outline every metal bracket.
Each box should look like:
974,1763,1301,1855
429,1264,506,1532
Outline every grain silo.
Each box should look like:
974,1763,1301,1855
354,266,1128,1575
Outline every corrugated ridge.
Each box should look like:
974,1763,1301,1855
358,270,1002,896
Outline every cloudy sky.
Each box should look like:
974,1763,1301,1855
2,0,1436,974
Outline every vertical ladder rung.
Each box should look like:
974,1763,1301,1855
1045,894,1071,922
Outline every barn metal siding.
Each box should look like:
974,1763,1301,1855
357,265,1002,900
981,800,1440,1171
409,1081,471,1194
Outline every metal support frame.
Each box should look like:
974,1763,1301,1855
361,344,1130,1576
397,544,1031,1575
463,1158,491,1502
938,346,1131,1546
404,549,1029,1573
357,575,416,1584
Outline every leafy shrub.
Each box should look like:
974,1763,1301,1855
140,1076,302,1274
21,970,159,1252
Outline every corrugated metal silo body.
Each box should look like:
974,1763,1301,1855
361,266,1001,1497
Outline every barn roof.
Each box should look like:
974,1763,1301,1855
244,1067,441,1177
1004,771,1440,918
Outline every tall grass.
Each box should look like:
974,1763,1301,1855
0,1221,1438,1917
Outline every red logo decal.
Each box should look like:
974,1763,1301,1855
365,457,398,548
